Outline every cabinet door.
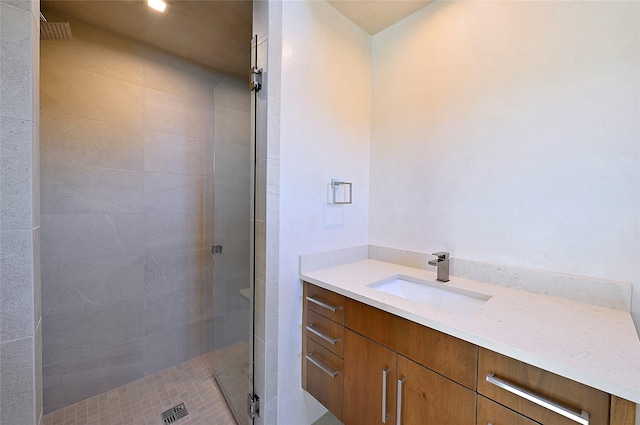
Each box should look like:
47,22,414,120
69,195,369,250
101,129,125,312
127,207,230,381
344,329,397,425
397,355,476,425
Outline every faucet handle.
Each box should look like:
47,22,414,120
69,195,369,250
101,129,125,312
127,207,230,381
432,252,449,260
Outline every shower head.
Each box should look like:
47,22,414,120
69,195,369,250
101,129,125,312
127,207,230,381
40,12,72,40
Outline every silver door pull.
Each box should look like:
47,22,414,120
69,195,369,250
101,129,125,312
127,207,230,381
306,353,339,378
382,368,391,423
306,295,339,312
306,324,339,345
396,376,406,425
486,373,589,425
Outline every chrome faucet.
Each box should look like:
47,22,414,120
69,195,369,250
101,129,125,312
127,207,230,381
428,252,450,282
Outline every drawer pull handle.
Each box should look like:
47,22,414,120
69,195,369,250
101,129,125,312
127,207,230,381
306,353,339,378
306,295,339,312
486,373,590,425
306,324,339,345
396,376,406,425
382,368,390,423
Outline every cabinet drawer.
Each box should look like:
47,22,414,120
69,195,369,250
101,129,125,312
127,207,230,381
306,338,344,421
306,283,345,324
478,348,610,425
306,310,344,357
477,395,541,425
345,299,478,390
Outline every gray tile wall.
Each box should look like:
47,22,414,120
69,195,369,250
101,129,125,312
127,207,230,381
0,0,42,424
40,12,250,413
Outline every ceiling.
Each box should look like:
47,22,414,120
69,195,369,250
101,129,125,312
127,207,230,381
41,0,431,76
42,0,252,77
327,0,433,35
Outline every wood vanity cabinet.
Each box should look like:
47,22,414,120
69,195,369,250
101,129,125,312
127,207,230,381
302,282,637,425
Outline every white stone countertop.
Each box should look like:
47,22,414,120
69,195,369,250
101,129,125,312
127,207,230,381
301,259,640,404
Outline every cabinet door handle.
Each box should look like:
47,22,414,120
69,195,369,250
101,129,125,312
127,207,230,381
486,373,590,425
396,376,406,425
306,324,339,345
382,368,391,423
306,295,339,312
306,353,339,378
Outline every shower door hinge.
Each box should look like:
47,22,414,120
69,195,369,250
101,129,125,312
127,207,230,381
247,393,260,419
211,245,223,255
249,67,263,92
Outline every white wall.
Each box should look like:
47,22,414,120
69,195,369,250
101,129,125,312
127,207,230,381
275,1,639,422
279,0,371,423
370,1,640,329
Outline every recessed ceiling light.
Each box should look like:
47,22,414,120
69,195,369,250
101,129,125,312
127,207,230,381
148,0,167,13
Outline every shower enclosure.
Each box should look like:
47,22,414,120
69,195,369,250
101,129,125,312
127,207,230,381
38,2,256,423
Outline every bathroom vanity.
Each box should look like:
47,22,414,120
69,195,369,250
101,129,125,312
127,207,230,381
300,257,640,425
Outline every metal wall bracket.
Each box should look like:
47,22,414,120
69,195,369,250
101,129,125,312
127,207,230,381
247,393,260,419
249,67,263,92
211,245,223,255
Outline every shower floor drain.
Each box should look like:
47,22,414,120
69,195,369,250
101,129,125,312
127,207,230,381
161,402,189,424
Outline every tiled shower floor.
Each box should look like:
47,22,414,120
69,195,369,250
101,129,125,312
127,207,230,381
43,345,346,425
42,353,235,425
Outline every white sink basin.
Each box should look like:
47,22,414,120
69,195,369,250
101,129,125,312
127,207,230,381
368,275,491,316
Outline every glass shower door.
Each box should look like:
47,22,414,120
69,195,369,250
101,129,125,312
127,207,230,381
211,37,256,424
